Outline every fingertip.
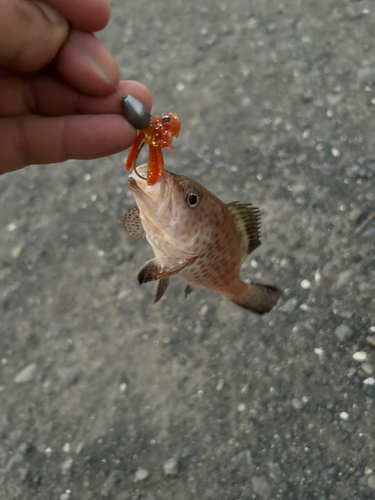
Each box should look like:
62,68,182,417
118,81,153,111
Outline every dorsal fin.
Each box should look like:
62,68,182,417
123,207,146,238
227,202,261,255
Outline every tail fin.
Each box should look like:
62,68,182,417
226,282,282,314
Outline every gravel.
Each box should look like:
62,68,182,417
61,457,74,475
361,362,373,375
353,352,368,362
291,397,304,410
368,476,375,490
334,324,354,342
1,0,374,499
321,463,341,479
163,458,179,476
57,367,80,384
182,446,198,459
134,468,149,481
14,363,37,383
231,450,252,465
251,476,272,499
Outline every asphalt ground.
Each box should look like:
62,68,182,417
0,0,374,499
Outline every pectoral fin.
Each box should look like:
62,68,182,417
123,207,146,238
138,258,161,284
154,256,197,279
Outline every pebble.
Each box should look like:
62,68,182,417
199,304,209,317
11,244,23,259
363,377,375,386
282,297,298,313
163,458,179,476
295,155,307,166
269,462,282,479
368,475,375,490
302,89,314,102
314,347,324,360
335,270,354,288
291,397,304,410
5,452,25,472
237,403,246,412
334,310,352,319
182,446,198,458
14,363,37,383
76,442,85,455
340,412,349,421
361,362,373,375
335,429,348,443
334,324,354,343
353,351,367,362
301,279,311,289
289,184,307,197
314,269,322,283
61,457,74,474
366,336,375,347
134,468,149,481
60,493,70,500
215,379,224,391
231,450,252,465
321,463,341,479
341,422,354,434
18,442,33,454
347,207,362,223
58,368,79,384
251,476,272,499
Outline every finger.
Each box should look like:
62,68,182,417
55,30,120,97
0,0,68,72
0,114,137,174
0,71,152,118
41,0,110,32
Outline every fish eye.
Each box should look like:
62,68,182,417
162,115,170,125
186,193,200,208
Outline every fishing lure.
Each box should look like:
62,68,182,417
125,112,181,186
66,38,180,185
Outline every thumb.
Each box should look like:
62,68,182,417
0,0,69,72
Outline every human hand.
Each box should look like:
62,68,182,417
0,0,152,175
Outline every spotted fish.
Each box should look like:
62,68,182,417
123,165,281,314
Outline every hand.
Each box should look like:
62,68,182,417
0,0,152,175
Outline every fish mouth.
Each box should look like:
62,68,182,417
128,163,166,207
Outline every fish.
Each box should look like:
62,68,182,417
123,165,281,314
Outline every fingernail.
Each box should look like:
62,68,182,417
32,1,67,27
